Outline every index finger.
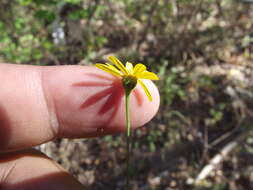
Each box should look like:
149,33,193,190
0,64,160,152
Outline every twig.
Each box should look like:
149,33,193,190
195,139,238,184
194,120,252,184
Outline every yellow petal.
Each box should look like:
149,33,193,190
138,79,152,101
126,62,134,74
136,71,159,80
105,63,123,73
95,64,122,77
133,64,147,75
108,56,128,74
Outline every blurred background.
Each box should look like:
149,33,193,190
1,0,253,189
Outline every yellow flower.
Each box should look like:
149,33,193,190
95,56,159,101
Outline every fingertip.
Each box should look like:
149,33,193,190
108,79,160,131
132,80,160,127
49,66,160,136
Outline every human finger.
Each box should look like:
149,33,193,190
0,64,160,152
0,149,84,190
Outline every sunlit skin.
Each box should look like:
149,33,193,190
0,64,160,190
73,73,143,132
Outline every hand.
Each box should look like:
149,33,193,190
0,64,160,190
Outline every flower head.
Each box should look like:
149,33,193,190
96,56,159,101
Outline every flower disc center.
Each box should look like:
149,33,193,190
122,75,137,92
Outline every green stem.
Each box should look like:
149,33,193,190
125,90,131,190
125,91,131,137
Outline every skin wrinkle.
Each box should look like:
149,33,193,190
0,65,53,151
0,161,16,183
26,69,52,142
40,68,59,140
